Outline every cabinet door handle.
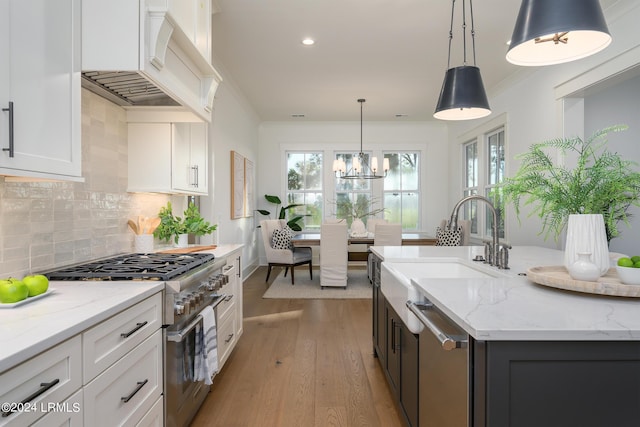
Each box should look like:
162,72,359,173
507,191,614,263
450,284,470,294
191,165,199,187
2,101,14,158
237,256,241,278
1,378,60,417
120,321,148,338
225,333,234,343
121,379,148,403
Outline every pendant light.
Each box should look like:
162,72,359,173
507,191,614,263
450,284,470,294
333,99,389,180
506,0,612,66
434,0,491,121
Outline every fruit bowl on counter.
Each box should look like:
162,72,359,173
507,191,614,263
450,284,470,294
616,255,640,285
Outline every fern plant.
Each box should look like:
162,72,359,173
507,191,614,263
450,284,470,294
501,125,640,243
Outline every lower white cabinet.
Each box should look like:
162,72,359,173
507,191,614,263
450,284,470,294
83,330,162,427
0,335,82,427
30,389,83,427
0,292,164,427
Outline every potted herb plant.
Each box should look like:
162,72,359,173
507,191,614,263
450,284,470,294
154,202,217,246
501,125,640,244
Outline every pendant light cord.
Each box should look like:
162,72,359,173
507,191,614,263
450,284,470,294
446,0,455,69
446,0,478,68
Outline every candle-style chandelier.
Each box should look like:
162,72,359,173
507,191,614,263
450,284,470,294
333,99,389,180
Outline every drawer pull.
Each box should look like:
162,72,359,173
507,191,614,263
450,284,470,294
120,321,148,338
224,333,234,343
121,379,148,403
1,378,60,417
224,295,233,302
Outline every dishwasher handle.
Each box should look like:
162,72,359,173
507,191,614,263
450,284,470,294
407,301,467,351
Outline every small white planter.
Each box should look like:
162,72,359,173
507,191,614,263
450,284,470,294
175,234,189,248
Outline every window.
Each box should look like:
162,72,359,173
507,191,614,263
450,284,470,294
383,152,420,230
285,152,323,230
334,152,374,228
461,127,506,240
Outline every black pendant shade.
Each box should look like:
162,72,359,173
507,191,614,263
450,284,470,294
507,0,611,66
434,66,491,121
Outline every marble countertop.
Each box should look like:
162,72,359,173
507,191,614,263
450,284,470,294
0,281,164,374
373,245,640,341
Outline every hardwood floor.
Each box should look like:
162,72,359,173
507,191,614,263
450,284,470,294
190,266,404,427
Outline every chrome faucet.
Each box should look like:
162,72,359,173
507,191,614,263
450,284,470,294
448,195,507,268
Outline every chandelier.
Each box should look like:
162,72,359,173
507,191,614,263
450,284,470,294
333,99,389,180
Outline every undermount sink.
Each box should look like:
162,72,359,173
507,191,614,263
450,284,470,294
381,259,504,333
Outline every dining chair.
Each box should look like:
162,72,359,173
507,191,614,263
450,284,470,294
366,218,387,234
368,223,402,281
320,222,348,288
260,219,312,285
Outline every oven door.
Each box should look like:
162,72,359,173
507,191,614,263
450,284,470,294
165,298,223,427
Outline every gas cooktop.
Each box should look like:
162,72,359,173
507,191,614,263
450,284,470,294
44,253,215,281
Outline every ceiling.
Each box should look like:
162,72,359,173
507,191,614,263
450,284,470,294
210,0,614,122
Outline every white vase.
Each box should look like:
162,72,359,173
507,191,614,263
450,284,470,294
350,218,366,236
134,234,154,253
175,233,189,248
563,214,609,276
568,252,601,282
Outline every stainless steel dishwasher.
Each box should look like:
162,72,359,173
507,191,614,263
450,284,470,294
407,300,470,427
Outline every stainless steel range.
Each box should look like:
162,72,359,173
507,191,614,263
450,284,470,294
44,252,230,427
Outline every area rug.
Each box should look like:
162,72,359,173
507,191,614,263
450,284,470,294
263,268,372,299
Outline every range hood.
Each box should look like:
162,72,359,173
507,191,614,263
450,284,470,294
82,0,222,122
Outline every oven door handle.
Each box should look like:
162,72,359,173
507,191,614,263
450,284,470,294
167,294,226,343
167,315,202,343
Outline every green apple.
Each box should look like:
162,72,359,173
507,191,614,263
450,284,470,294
0,278,29,303
22,274,49,297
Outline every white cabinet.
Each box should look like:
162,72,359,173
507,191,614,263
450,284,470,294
128,122,208,195
218,249,243,368
0,336,82,426
83,330,163,427
167,0,212,62
0,0,82,181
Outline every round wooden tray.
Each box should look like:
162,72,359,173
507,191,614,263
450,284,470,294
526,266,640,298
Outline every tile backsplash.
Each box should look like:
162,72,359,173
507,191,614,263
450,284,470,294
0,90,184,278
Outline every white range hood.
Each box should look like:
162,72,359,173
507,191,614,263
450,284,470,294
82,0,222,122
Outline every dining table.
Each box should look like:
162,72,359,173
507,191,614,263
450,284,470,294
291,232,437,261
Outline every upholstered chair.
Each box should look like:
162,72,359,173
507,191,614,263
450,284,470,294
436,219,471,246
260,219,312,285
366,218,388,234
320,222,348,288
368,223,402,281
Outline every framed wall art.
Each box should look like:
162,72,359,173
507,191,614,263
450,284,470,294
231,151,245,219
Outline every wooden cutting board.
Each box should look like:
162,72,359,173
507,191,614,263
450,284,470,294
158,245,218,254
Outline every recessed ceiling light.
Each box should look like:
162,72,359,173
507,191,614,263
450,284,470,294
291,114,305,118
301,38,315,46
395,114,409,118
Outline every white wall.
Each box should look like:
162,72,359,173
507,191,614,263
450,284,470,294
199,76,261,275
445,0,640,249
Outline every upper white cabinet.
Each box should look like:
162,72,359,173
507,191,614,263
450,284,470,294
128,121,208,195
82,0,222,122
0,0,82,181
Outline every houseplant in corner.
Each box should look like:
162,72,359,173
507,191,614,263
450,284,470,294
501,125,640,275
255,194,306,231
154,202,217,247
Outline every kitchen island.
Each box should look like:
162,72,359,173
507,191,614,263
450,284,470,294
371,245,640,427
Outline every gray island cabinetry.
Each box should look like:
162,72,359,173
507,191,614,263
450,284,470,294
371,246,640,427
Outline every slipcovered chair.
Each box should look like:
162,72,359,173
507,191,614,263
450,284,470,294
436,219,471,246
368,223,402,281
320,222,348,288
366,218,387,235
261,219,312,285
